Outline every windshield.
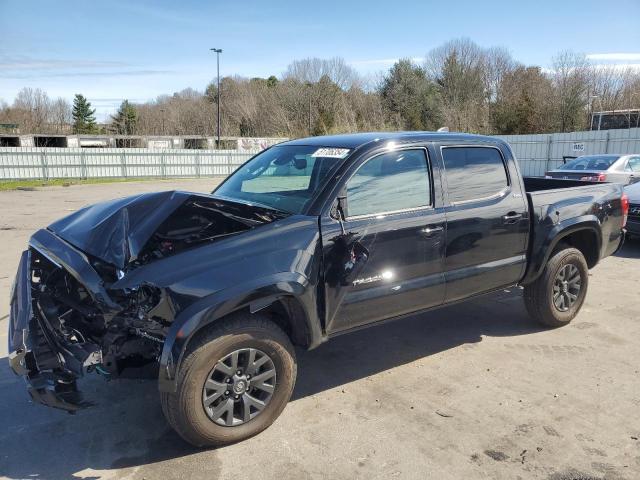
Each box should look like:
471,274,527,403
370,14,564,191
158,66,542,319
560,155,620,171
213,145,350,214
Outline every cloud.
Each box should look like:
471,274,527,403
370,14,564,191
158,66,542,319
0,54,173,79
0,55,128,70
543,63,640,75
0,70,175,79
591,63,640,72
586,53,640,61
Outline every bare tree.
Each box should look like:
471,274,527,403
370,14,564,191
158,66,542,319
2,47,637,139
551,51,590,132
284,57,361,90
50,98,72,133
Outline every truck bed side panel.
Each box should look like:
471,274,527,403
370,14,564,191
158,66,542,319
521,182,624,284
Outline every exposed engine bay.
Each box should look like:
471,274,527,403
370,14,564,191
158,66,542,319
9,191,288,410
30,248,170,379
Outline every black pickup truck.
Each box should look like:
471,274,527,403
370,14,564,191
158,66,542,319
8,132,629,447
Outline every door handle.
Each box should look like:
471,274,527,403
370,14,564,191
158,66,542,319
502,212,523,224
419,225,444,238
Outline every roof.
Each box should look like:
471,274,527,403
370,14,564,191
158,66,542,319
280,131,503,150
593,109,640,114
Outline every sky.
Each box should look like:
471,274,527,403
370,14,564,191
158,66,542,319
1,0,640,120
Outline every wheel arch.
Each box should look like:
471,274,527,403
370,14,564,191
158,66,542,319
522,217,602,285
158,272,323,393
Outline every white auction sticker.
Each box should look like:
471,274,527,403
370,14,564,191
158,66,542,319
311,148,351,158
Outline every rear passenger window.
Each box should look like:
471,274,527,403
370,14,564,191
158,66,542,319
627,157,640,172
346,149,431,217
442,147,509,203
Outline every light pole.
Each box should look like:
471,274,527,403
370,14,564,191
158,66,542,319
306,82,312,136
589,95,604,130
210,48,222,148
631,92,640,129
588,95,598,130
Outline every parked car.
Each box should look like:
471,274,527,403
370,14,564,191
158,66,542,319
546,154,640,184
9,132,628,447
624,181,640,237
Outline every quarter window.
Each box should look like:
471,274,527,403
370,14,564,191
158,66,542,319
627,157,640,173
442,147,509,203
346,149,431,217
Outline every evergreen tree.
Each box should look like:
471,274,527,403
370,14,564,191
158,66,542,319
380,59,441,130
72,94,97,134
110,100,138,135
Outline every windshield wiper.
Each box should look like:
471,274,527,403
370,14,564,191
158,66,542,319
212,195,291,216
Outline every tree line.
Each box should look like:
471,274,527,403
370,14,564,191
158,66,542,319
1,38,639,138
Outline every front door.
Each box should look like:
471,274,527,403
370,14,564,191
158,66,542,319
321,147,446,334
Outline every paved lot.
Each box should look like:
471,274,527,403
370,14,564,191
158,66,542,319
0,179,639,480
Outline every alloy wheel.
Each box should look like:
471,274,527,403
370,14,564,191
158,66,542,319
552,263,582,312
202,348,277,426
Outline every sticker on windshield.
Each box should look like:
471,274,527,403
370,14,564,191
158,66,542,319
311,148,351,159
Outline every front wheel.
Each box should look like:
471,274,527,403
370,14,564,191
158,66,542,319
523,247,589,327
161,312,297,447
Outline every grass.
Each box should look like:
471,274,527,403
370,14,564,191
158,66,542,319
0,177,177,191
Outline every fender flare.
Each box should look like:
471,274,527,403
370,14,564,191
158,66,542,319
157,271,322,392
521,215,602,285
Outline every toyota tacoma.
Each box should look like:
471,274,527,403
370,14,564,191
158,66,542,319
8,132,628,446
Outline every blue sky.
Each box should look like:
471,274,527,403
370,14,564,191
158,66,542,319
2,0,639,120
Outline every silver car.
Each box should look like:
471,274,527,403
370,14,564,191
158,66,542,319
546,154,640,185
624,181,640,236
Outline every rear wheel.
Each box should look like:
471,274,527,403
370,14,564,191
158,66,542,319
161,312,296,447
523,247,588,327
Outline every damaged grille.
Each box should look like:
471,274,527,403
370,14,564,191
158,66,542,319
29,247,104,376
28,245,169,379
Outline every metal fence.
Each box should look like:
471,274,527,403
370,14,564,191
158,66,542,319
0,148,259,180
497,128,640,176
1,128,640,180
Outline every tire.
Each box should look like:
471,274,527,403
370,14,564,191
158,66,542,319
161,312,297,447
523,247,589,327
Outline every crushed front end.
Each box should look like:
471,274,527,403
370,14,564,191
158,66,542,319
7,191,287,412
8,229,169,412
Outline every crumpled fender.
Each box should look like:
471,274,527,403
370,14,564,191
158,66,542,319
157,271,322,392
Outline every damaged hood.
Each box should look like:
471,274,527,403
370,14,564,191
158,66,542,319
47,191,287,269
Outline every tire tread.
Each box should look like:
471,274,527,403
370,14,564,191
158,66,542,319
524,247,588,327
161,312,296,447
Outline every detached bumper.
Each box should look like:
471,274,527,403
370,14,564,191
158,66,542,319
8,249,94,412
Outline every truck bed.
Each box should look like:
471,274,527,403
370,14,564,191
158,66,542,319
520,176,624,285
523,176,594,192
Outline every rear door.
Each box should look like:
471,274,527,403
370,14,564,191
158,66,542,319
321,147,446,333
438,144,529,302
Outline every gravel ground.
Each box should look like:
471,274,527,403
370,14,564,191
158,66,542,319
0,179,638,480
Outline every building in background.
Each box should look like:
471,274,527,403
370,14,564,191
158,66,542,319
590,109,640,131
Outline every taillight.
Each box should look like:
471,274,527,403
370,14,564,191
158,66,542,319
621,193,629,228
580,173,607,182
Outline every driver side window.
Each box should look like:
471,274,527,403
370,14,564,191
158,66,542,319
346,149,432,218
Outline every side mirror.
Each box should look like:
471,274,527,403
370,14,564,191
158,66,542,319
293,157,307,170
336,195,347,220
332,194,348,235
